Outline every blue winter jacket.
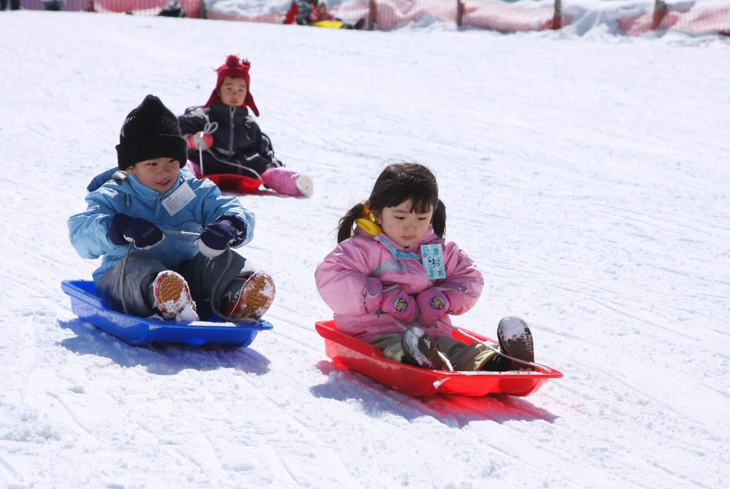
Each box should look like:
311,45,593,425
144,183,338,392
68,167,255,283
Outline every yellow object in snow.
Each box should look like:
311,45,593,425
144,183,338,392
311,20,345,29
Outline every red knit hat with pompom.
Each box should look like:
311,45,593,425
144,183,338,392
204,55,259,117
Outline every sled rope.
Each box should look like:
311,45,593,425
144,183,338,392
196,120,264,182
209,247,241,322
119,230,200,316
203,148,264,181
197,121,218,176
118,231,248,323
162,230,200,237
436,319,553,374
120,243,133,315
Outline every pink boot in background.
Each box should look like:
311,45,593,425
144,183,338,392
261,168,313,198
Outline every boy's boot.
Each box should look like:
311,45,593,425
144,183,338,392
150,271,199,321
401,326,453,371
484,317,534,371
261,168,314,198
220,272,276,321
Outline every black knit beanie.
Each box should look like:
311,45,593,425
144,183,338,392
116,95,187,170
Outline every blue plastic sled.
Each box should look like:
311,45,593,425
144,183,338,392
62,280,273,347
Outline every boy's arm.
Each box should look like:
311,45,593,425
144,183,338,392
68,190,122,259
200,182,255,247
177,106,207,137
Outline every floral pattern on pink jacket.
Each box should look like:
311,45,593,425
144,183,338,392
315,228,484,340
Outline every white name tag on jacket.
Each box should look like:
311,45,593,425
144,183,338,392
162,181,196,216
421,244,446,280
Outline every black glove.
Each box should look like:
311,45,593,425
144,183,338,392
109,214,164,249
197,215,247,258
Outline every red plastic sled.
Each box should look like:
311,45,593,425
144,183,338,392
315,320,563,397
186,161,263,194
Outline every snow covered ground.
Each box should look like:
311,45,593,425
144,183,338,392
1,10,729,489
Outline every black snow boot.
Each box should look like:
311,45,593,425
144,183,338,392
401,326,452,371
486,317,535,371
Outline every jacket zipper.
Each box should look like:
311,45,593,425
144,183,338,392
228,106,235,154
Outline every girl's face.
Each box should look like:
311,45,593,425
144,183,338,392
376,199,433,249
219,76,248,107
127,157,179,193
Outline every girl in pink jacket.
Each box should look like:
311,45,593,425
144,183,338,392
315,163,535,372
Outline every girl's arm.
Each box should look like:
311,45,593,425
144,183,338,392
315,239,374,316
439,242,484,315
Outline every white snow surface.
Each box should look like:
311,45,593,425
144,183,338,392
1,10,729,489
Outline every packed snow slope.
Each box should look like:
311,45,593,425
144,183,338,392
1,10,729,489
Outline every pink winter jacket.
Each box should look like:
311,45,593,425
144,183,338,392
315,228,484,341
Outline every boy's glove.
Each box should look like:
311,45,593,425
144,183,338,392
196,215,247,258
186,131,213,151
109,214,164,249
416,289,450,327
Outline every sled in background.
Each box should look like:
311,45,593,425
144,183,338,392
186,161,264,194
311,19,345,28
315,320,562,397
283,2,354,29
62,280,273,347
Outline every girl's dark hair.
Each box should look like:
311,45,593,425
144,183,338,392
337,162,446,243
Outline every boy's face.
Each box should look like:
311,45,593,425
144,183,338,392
127,157,180,193
219,76,248,107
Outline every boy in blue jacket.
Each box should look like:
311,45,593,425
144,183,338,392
69,95,275,322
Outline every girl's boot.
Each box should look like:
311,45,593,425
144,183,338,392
484,317,535,371
401,326,452,371
261,168,313,198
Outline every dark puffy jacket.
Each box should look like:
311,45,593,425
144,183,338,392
295,0,317,24
178,103,282,177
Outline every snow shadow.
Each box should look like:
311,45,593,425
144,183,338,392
57,319,271,376
310,361,557,427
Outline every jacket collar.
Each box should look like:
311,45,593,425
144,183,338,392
210,103,249,122
127,172,184,201
355,227,440,260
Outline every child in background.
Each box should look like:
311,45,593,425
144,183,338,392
308,0,335,22
69,95,276,322
315,163,535,371
179,55,313,198
295,0,365,29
